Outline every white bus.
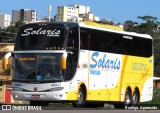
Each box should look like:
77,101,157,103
7,22,153,107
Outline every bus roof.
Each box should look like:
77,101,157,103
21,22,79,28
81,21,123,31
79,21,152,39
22,22,152,39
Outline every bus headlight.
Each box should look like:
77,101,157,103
50,87,64,91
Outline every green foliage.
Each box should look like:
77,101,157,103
137,15,158,36
0,21,24,43
153,38,160,77
146,86,160,104
124,20,138,32
124,16,160,77
139,86,160,110
124,15,159,36
15,21,25,28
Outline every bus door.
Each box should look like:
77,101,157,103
65,27,79,80
80,28,91,88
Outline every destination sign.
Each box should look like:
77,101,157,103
19,58,36,61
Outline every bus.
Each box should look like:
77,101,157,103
7,22,153,107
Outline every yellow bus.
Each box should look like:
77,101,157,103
8,22,153,107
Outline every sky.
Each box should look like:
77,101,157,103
0,0,160,24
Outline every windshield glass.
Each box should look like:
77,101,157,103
15,26,67,50
13,53,63,82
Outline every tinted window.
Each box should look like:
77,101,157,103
112,34,123,54
142,38,152,57
80,29,90,50
80,27,152,57
123,36,133,55
66,27,79,80
133,37,142,56
15,27,67,50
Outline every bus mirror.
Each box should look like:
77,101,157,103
3,58,8,70
2,52,11,70
60,52,67,70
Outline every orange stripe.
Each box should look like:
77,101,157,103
119,55,128,101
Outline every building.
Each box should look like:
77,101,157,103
0,13,10,29
0,43,14,103
12,9,37,23
101,18,119,25
0,43,28,104
153,77,160,89
157,25,160,33
55,5,99,22
79,12,99,22
56,5,79,22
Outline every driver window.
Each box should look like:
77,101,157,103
65,27,79,80
67,27,79,50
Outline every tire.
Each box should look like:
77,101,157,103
132,90,139,105
124,90,132,106
114,89,132,109
72,87,86,107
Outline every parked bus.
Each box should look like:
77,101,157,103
6,22,153,107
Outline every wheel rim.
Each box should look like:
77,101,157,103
133,91,138,105
125,91,132,105
78,88,85,105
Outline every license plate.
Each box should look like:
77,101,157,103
31,94,40,98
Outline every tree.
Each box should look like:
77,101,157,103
2,21,24,42
154,38,160,77
124,20,138,32
124,16,160,77
0,21,23,43
137,15,158,36
15,21,25,28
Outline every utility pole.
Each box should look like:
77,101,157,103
48,5,52,22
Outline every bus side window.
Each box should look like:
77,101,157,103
105,33,113,53
68,28,79,50
142,38,152,57
123,37,133,55
112,34,123,54
80,29,90,50
90,30,99,51
68,30,75,49
133,37,142,56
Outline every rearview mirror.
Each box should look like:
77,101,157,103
60,52,67,70
2,52,11,70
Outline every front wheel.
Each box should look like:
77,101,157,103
72,87,86,107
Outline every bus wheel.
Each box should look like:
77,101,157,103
124,90,132,106
132,90,139,105
72,86,86,107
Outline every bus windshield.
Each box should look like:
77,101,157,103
15,26,67,50
13,53,63,82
